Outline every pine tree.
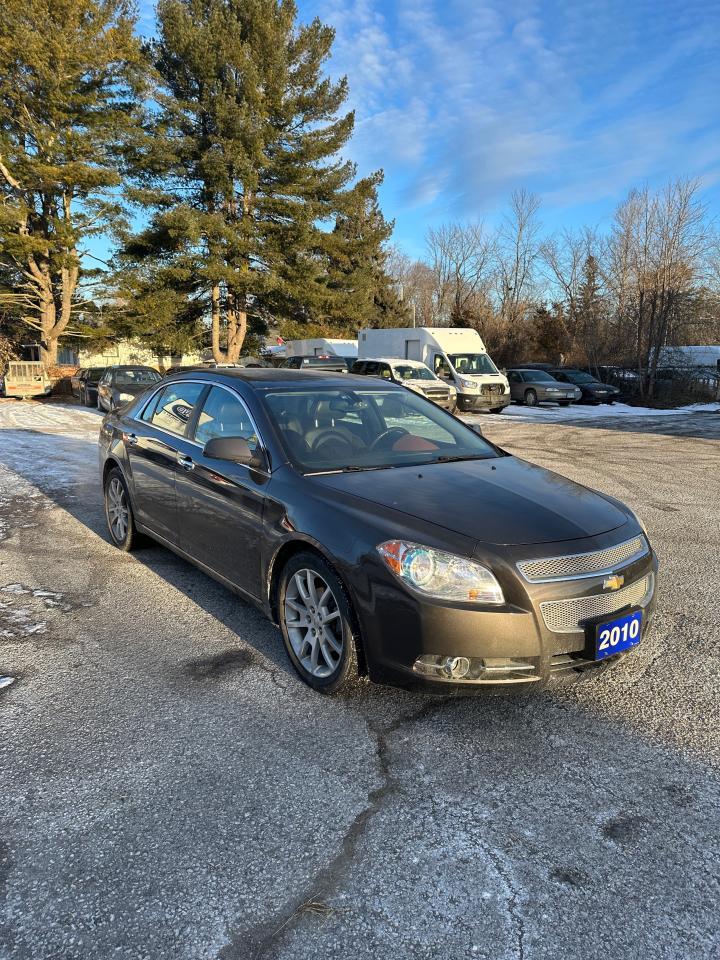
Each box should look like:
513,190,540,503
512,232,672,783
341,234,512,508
122,0,395,360
0,0,144,365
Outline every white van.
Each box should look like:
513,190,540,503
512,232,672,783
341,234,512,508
358,328,510,412
285,338,358,360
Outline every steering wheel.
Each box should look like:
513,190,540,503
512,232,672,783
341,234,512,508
311,431,356,458
369,427,409,452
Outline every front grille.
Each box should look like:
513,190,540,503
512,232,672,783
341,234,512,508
540,575,653,634
481,384,503,396
518,536,647,583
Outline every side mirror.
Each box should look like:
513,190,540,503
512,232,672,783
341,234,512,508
203,436,266,469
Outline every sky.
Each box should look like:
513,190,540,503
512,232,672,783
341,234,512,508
136,0,720,259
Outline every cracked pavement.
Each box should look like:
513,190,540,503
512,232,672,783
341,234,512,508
0,400,719,960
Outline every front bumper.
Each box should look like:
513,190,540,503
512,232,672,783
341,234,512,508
353,539,658,689
458,393,510,411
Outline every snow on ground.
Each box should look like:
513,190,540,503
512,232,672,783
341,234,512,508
463,399,720,425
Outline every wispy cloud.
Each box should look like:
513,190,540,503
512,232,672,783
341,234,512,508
303,0,720,250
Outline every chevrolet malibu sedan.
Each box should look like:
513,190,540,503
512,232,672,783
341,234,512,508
98,369,657,693
97,365,162,413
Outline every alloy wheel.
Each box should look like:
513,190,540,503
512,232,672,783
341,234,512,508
106,477,129,543
284,568,343,678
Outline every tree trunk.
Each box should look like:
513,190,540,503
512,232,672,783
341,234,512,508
211,283,226,362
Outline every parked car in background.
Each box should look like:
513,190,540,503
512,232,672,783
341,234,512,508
71,367,108,406
280,355,351,372
284,337,358,361
351,358,457,411
548,369,621,404
99,368,657,694
97,365,162,412
506,369,581,406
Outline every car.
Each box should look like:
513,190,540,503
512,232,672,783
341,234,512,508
280,355,353,372
99,368,658,694
71,366,108,406
351,358,457,411
506,369,582,407
548,369,621,404
96,365,162,412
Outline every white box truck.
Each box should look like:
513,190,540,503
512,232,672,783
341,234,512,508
358,327,510,412
285,338,358,360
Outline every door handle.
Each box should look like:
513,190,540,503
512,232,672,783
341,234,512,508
177,454,195,471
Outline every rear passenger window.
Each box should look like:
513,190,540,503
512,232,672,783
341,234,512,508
147,382,205,437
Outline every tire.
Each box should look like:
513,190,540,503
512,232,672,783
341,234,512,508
559,401,571,407
524,389,538,406
278,552,360,694
489,406,504,414
83,388,94,408
97,394,103,411
104,468,138,552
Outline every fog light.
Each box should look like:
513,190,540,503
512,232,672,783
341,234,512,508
443,656,471,679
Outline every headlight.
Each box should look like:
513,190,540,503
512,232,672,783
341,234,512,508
377,540,505,604
448,386,457,395
628,508,648,536
459,378,477,390
118,392,134,401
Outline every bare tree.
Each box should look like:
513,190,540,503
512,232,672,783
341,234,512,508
426,221,495,326
608,179,710,396
496,189,542,326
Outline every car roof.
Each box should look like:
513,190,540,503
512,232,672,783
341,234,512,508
109,364,158,370
507,367,552,374
356,357,427,365
167,367,389,391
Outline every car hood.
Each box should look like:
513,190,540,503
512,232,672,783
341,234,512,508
314,456,628,546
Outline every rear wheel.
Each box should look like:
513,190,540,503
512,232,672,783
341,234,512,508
278,552,359,694
104,468,138,552
524,389,538,406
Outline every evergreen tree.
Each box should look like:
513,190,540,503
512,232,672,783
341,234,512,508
0,0,144,365
122,0,396,360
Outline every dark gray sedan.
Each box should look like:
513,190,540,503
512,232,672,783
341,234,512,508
96,365,162,413
98,369,657,694
507,369,582,406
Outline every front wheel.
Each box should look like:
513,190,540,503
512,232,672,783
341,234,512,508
279,553,360,694
489,406,505,414
524,389,538,406
559,401,571,407
104,468,138,552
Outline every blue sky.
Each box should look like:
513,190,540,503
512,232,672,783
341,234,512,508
136,0,720,258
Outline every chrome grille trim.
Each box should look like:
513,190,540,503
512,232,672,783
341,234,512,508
517,536,647,583
540,574,653,634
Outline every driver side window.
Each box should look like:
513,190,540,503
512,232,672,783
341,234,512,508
194,386,259,452
434,355,451,379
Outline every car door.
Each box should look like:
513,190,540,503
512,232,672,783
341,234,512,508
174,384,269,599
507,371,522,400
124,381,207,545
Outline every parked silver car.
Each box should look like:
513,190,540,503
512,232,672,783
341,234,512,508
506,369,582,406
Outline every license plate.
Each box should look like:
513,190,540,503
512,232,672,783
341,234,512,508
592,609,642,660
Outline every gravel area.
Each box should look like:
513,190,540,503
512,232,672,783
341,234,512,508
1,399,718,960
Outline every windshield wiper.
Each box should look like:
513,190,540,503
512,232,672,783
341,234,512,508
432,454,492,464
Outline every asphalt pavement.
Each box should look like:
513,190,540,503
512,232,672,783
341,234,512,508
0,399,719,960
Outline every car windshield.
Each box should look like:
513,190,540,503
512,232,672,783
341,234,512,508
115,369,161,386
448,353,498,375
263,387,499,473
560,371,596,384
518,370,557,382
392,364,436,381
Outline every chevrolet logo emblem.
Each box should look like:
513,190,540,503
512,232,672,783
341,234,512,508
603,574,625,591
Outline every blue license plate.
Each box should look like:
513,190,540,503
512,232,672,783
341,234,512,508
593,609,642,660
